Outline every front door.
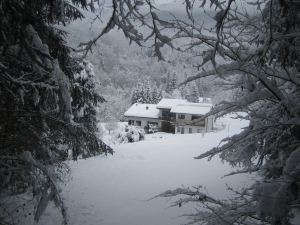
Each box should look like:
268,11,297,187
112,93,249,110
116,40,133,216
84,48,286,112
181,127,184,134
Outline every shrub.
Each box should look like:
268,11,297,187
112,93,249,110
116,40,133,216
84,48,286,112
116,125,145,143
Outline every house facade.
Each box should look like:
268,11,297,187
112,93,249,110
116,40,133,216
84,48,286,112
156,99,186,133
124,104,160,133
124,98,214,134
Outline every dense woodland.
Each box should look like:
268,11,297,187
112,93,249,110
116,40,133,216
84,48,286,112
1,0,300,225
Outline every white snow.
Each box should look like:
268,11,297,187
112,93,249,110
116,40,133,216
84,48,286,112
170,103,212,115
156,98,212,115
156,98,187,109
33,114,255,225
124,103,160,119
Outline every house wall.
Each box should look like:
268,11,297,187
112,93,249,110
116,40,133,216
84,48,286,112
175,125,205,134
174,114,215,134
175,113,206,127
125,111,214,134
126,116,160,129
206,116,214,131
176,113,192,121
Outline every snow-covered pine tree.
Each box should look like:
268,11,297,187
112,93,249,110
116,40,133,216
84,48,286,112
170,74,177,92
151,86,163,104
185,82,199,103
0,1,112,224
144,80,152,104
165,73,177,94
195,79,209,98
71,59,110,158
131,80,161,104
131,82,145,104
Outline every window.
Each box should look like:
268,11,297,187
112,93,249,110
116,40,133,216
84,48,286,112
161,110,176,121
136,121,141,126
128,120,134,125
161,110,171,119
148,122,158,126
197,128,201,133
189,128,193,133
191,115,201,120
177,127,181,132
178,114,185,119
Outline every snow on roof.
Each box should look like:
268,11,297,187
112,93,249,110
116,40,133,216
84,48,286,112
156,98,187,109
124,104,160,119
170,103,212,115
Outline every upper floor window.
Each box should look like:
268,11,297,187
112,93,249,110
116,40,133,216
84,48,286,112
136,121,141,126
178,114,185,119
191,115,201,120
161,110,175,120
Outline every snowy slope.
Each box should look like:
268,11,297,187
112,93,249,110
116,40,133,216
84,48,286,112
34,114,255,225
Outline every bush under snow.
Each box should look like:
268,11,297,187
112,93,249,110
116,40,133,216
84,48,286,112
115,125,145,143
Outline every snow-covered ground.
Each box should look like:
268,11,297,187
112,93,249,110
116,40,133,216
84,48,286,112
37,114,254,225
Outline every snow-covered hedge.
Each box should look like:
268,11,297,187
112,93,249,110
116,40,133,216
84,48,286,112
115,125,145,143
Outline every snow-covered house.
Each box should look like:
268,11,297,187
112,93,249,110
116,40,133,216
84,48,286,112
124,98,214,134
156,98,187,133
124,103,160,132
171,102,214,134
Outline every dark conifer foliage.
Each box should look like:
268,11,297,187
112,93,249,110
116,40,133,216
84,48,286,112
0,1,112,224
131,80,162,104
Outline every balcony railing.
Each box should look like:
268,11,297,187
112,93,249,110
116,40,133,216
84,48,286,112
159,116,176,121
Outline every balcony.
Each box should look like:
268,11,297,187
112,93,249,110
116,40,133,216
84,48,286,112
159,116,176,121
160,111,176,121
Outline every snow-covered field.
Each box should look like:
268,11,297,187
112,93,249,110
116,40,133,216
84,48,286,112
38,115,254,225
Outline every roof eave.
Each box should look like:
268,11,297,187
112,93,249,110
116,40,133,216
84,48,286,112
124,115,159,119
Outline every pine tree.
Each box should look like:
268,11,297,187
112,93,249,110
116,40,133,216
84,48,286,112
186,82,199,103
151,86,163,104
170,74,177,92
131,80,161,104
131,82,144,104
71,59,109,158
0,1,112,224
165,73,177,94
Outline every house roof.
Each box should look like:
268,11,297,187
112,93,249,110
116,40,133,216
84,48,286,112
170,103,212,115
124,103,160,119
156,98,187,109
